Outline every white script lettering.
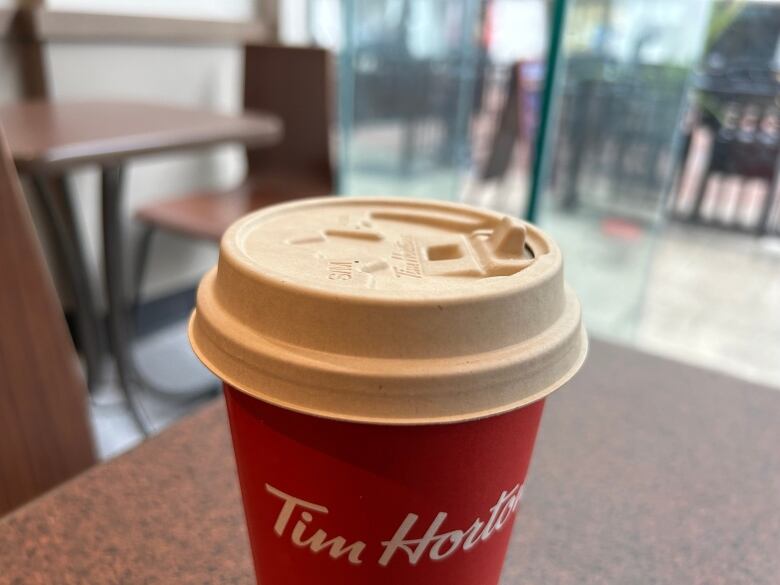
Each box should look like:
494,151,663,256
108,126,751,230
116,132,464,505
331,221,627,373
266,484,366,565
379,485,523,567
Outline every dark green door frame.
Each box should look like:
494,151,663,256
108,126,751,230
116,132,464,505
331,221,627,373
526,0,569,222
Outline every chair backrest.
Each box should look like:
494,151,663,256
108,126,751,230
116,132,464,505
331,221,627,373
243,44,335,193
480,61,520,182
0,127,95,517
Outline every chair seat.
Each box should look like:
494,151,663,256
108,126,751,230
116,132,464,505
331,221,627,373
135,175,332,242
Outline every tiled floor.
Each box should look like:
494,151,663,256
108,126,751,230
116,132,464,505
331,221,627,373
538,208,659,341
88,321,217,460
90,189,780,461
637,223,780,388
537,205,780,388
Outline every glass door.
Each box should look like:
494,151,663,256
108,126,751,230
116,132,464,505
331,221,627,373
336,0,483,199
533,0,713,341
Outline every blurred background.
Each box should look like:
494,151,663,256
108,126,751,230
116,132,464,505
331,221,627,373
1,0,778,463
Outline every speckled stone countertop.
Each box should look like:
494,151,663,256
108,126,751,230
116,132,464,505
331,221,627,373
2,339,779,584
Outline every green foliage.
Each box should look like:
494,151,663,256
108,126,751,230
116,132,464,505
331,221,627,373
706,1,746,50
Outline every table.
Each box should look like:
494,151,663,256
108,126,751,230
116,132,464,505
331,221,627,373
1,339,779,584
0,100,282,432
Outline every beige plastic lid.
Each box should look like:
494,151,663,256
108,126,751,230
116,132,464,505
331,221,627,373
189,197,587,425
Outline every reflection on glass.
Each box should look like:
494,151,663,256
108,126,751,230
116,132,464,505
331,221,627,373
311,0,780,387
337,0,482,200
539,0,780,389
537,0,712,341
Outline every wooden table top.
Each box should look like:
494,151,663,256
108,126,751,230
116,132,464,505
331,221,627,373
1,338,779,584
0,100,282,172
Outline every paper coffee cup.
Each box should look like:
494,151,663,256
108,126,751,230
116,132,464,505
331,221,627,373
190,197,586,584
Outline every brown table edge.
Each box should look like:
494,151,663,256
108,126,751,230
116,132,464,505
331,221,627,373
10,115,283,174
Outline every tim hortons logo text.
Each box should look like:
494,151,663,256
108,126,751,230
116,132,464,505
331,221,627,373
265,483,523,568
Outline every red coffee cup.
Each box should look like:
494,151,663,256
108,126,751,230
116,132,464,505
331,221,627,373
190,197,586,584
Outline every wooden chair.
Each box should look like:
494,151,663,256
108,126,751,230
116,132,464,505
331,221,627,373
0,127,95,517
134,44,334,250
478,61,543,185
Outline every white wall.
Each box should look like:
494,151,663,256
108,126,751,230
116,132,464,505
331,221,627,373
280,0,310,45
46,0,256,20
46,43,246,301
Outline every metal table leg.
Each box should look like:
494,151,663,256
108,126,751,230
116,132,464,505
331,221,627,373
129,227,218,401
100,164,151,435
29,173,104,391
101,164,215,436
